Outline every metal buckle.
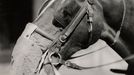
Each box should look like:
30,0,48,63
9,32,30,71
59,35,67,43
49,52,62,66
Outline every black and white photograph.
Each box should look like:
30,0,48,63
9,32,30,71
0,0,133,75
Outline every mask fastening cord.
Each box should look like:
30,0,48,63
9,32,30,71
69,45,108,59
64,46,134,70
64,54,134,70
111,0,126,46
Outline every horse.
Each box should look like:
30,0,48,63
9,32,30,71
10,0,134,75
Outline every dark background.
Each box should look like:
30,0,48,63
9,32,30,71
0,0,33,49
0,0,33,62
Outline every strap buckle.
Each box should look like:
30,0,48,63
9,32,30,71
59,35,67,43
49,52,62,66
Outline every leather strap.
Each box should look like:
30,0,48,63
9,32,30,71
35,6,88,74
35,27,55,41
